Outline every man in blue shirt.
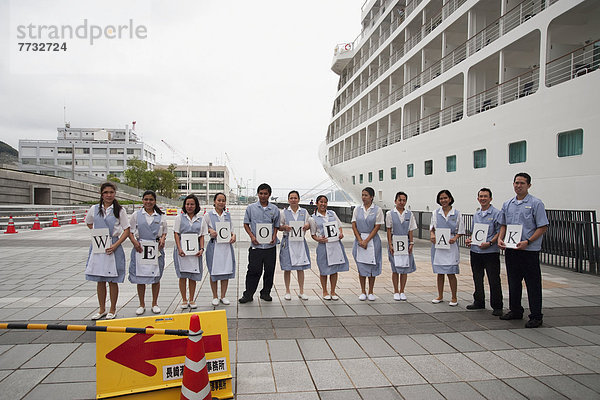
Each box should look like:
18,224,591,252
239,183,280,303
498,173,549,328
465,188,503,316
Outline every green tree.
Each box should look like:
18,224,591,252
124,157,147,189
142,170,160,192
154,164,178,198
106,173,121,183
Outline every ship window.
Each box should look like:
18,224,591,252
390,167,396,180
509,141,527,164
378,169,384,181
424,160,433,175
446,155,456,172
407,164,414,178
368,172,373,182
352,176,356,185
557,129,583,157
473,149,486,169
359,174,363,184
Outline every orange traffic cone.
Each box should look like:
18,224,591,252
70,211,78,224
81,210,87,223
51,213,60,227
4,216,17,234
180,315,212,400
31,214,42,230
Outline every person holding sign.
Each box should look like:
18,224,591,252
279,190,312,301
385,191,417,301
465,188,503,316
85,182,130,320
239,183,280,303
498,173,549,328
203,193,237,306
173,194,205,309
128,190,168,316
430,189,464,306
310,195,349,300
351,187,384,301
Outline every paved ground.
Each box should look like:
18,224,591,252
1,205,600,399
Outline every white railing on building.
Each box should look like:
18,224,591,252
546,39,600,87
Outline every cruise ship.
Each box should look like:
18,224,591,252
320,0,600,213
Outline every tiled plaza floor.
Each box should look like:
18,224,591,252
1,205,599,399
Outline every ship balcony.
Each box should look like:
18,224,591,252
331,43,356,75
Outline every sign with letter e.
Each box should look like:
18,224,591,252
505,224,523,249
323,221,339,242
91,228,111,254
471,223,489,247
96,310,232,399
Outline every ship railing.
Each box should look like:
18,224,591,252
466,68,539,116
546,39,600,87
405,0,423,17
402,101,462,140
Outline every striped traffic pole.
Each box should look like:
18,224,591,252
0,323,189,336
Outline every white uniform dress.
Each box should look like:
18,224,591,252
202,209,236,282
279,207,312,271
385,208,417,274
430,207,465,274
173,212,206,280
128,209,168,284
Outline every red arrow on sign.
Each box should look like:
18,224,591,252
106,327,222,376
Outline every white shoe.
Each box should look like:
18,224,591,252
91,311,107,320
180,302,189,309
284,293,292,301
220,298,230,305
105,313,116,320
189,302,197,309
368,294,376,301
135,307,145,315
331,295,339,301
211,298,219,306
432,298,443,304
400,293,407,301
393,293,401,301
298,293,308,300
152,305,161,314
449,301,458,307
359,293,367,301
323,295,331,300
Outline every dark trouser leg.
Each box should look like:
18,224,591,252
244,247,263,298
522,251,543,320
505,249,525,316
260,247,277,296
470,251,486,306
485,252,503,310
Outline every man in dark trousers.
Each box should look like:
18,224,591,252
239,183,280,303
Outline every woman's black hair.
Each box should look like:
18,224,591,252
98,181,122,218
142,190,163,215
315,194,328,203
436,189,455,206
213,192,227,202
182,194,201,215
395,191,408,201
362,187,375,198
288,190,300,199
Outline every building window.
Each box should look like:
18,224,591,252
407,164,414,178
359,174,363,184
209,171,225,178
473,149,486,169
390,167,396,180
92,159,106,167
74,147,90,154
558,129,583,157
191,183,206,190
127,148,134,155
509,141,527,164
368,172,373,182
446,155,456,172
378,169,384,181
352,176,356,185
424,160,433,175
178,183,187,190
174,171,187,178
39,158,54,165
209,183,225,190
57,147,72,154
192,171,207,178
110,148,124,155
75,159,89,166
57,159,72,166
21,158,36,165
109,159,124,167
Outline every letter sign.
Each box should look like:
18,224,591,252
505,224,523,249
91,228,110,253
215,222,231,243
255,223,272,244
288,221,304,242
435,228,451,249
471,223,489,247
323,221,339,242
393,235,409,255
180,233,199,255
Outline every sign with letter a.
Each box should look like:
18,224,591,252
91,228,111,253
505,224,523,249
180,234,198,255
288,221,305,242
393,235,409,255
471,223,489,247
435,228,451,249
255,223,272,244
323,221,339,242
215,222,231,243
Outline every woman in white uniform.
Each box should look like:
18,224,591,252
128,190,168,315
85,182,130,320
430,189,465,306
386,191,417,301
351,187,384,301
279,190,312,300
203,192,236,306
310,195,349,300
173,194,205,309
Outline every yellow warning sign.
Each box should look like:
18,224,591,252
96,310,232,399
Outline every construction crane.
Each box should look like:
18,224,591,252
224,152,245,203
161,140,191,196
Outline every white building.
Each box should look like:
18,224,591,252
156,163,230,203
19,124,156,181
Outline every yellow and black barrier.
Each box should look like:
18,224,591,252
0,322,189,336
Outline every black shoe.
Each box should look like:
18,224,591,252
259,293,272,302
525,319,543,328
466,303,485,310
238,296,253,304
500,311,523,320
492,309,504,316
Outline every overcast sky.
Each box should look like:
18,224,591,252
0,0,364,198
